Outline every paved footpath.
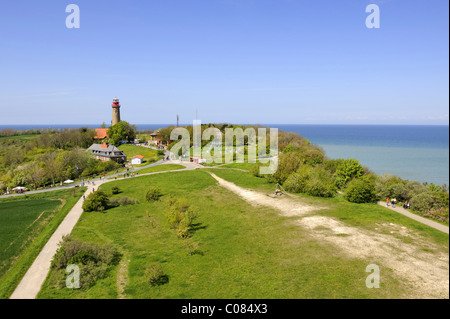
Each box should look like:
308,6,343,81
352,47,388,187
377,201,449,234
9,161,200,299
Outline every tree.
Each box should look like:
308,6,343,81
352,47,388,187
409,192,434,214
345,178,377,203
82,190,110,212
335,158,364,187
107,121,136,146
273,151,303,183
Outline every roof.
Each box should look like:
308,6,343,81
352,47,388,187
87,143,126,158
132,155,144,159
94,128,109,139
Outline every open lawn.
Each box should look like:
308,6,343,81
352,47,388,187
137,164,186,175
0,187,86,298
36,169,446,299
118,144,162,166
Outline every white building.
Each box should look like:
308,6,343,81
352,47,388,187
131,155,144,165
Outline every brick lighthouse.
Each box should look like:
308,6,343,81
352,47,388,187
111,97,121,126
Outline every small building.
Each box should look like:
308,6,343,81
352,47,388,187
131,155,144,165
149,132,160,145
87,143,127,163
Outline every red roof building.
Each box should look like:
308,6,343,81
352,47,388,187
94,128,109,140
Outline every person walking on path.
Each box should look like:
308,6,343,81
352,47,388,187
386,198,390,207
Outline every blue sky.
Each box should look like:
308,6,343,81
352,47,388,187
0,0,448,125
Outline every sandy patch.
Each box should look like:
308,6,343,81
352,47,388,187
208,172,449,298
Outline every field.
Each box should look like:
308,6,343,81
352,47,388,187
37,168,448,299
118,144,162,166
0,187,85,298
136,164,186,175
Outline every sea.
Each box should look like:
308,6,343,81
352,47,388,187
1,124,448,186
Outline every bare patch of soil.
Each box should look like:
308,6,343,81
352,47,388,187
209,172,449,298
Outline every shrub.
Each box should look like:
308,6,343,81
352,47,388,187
409,191,434,213
345,178,377,203
51,236,120,289
272,152,303,183
145,264,168,286
335,158,364,187
82,190,110,212
111,185,121,194
283,165,312,193
165,196,198,238
305,177,336,198
109,196,139,207
389,183,408,201
250,163,262,177
422,207,449,224
146,186,162,201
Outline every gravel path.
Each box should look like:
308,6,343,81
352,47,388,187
377,201,449,234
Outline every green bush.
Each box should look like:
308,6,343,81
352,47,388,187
409,191,434,213
51,236,120,289
423,207,449,224
335,158,364,188
145,264,168,286
305,177,336,198
111,185,121,194
283,165,312,193
82,190,110,212
345,178,377,203
165,196,198,238
272,152,303,183
250,163,262,177
146,186,162,201
109,196,139,207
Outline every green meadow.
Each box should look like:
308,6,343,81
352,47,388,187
118,144,162,166
0,187,85,298
36,168,447,299
137,164,186,175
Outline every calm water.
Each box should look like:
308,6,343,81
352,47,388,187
270,125,449,186
1,124,448,186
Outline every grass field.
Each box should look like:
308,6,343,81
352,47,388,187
0,187,86,298
118,144,162,166
137,164,186,175
36,168,448,299
0,134,39,142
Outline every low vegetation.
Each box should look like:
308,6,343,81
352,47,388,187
37,170,448,299
50,236,121,289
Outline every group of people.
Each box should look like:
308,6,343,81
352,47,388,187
122,172,138,179
386,198,411,209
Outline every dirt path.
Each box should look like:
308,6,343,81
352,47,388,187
208,172,449,299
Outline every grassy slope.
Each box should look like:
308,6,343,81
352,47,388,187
118,144,161,166
37,169,433,299
137,164,186,175
208,168,449,248
0,187,86,298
